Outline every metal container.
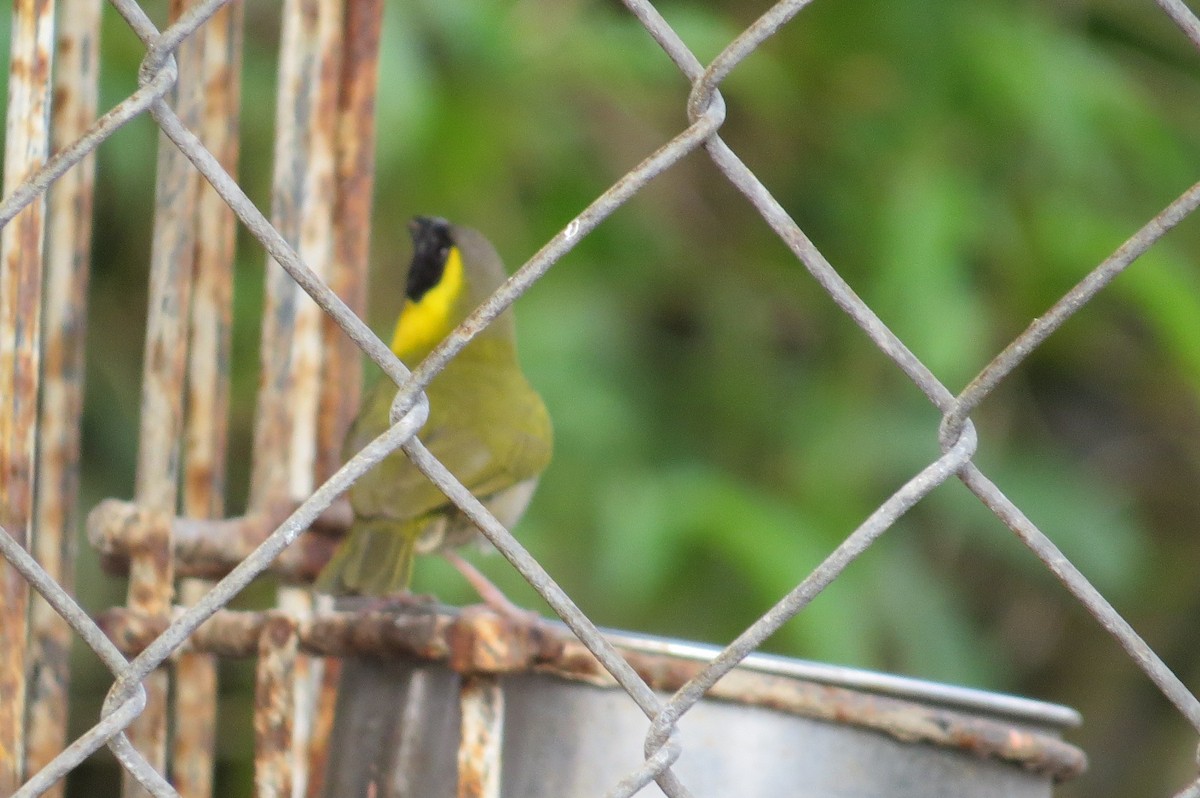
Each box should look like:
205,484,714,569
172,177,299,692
321,619,1085,797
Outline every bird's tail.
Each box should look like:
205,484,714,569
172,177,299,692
314,517,418,596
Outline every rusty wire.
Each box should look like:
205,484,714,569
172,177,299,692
1,0,1200,795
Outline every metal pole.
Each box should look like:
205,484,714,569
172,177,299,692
0,0,56,788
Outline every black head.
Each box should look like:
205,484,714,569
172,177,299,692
406,216,454,302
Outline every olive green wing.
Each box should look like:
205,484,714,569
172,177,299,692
343,364,551,525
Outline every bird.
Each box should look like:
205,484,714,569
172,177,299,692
316,216,552,596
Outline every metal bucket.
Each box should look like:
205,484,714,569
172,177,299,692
320,613,1085,797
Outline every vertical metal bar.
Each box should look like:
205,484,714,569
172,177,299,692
303,661,342,798
124,1,206,794
183,0,240,533
286,1,342,794
0,0,56,789
457,676,504,798
171,592,217,797
316,0,380,484
247,0,314,514
24,0,101,789
286,0,341,504
250,0,343,794
304,1,381,792
172,3,244,796
254,615,298,798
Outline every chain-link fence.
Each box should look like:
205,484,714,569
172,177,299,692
2,0,1200,796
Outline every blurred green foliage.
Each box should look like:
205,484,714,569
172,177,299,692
1,0,1195,794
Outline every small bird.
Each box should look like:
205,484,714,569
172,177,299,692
317,216,552,596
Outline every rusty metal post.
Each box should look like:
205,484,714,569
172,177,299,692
23,0,101,790
305,0,384,791
249,0,319,514
172,593,218,798
285,0,343,791
255,615,300,798
0,0,56,789
457,677,504,798
317,0,381,484
249,0,344,794
286,0,341,504
172,2,244,796
123,1,206,794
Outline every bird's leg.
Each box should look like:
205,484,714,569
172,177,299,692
442,550,541,626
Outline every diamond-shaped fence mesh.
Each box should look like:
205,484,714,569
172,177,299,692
1,0,1199,796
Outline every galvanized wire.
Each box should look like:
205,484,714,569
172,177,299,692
643,423,980,766
1,0,1200,794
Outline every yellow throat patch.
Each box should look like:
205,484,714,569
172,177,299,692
391,245,465,360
